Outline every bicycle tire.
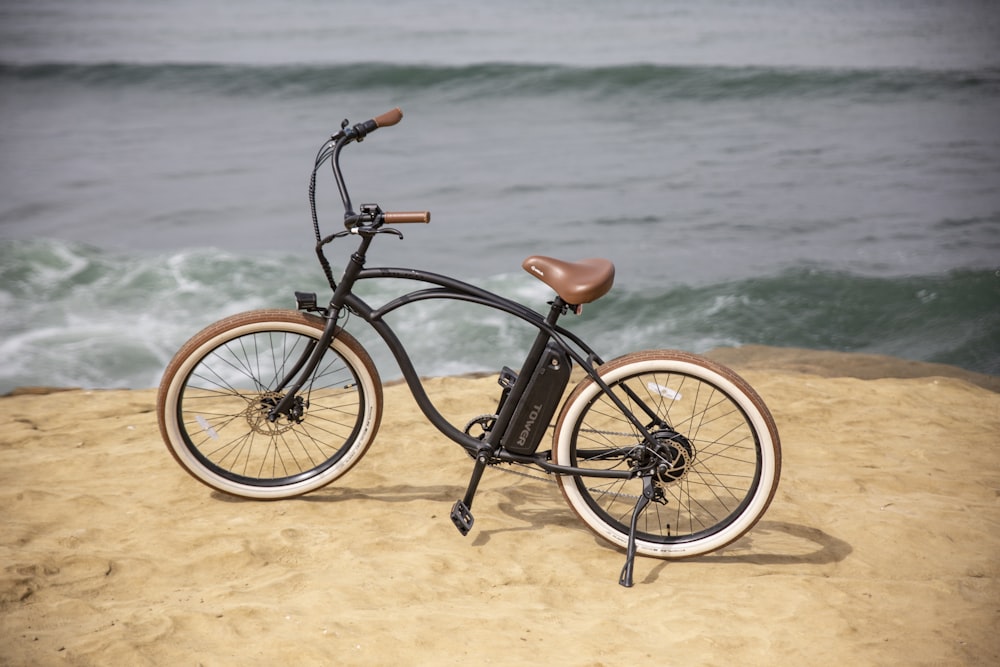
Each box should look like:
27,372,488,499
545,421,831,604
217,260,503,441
157,309,382,499
553,350,780,558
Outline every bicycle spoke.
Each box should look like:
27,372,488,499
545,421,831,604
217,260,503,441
559,356,771,546
171,325,373,485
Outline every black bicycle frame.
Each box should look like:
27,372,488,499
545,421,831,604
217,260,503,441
267,238,663,482
268,118,667,483
348,266,594,456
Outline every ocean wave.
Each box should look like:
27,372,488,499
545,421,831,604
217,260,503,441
3,60,998,102
1,239,997,392
582,267,1000,376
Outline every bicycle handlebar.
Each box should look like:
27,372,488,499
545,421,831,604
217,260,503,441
342,107,404,142
373,107,403,128
383,210,431,224
318,108,431,243
311,109,431,287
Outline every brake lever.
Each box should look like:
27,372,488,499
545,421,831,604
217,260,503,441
377,227,404,240
350,226,403,239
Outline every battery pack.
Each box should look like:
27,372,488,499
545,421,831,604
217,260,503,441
502,343,572,455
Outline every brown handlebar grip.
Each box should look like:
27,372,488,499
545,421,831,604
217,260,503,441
373,107,403,128
383,211,431,224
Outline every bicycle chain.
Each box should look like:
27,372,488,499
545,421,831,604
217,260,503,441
489,461,644,500
489,461,556,484
464,414,643,498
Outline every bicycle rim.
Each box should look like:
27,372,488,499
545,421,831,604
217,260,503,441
555,351,780,558
158,310,381,498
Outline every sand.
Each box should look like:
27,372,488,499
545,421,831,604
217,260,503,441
2,347,998,666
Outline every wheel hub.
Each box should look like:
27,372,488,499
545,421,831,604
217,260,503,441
244,391,303,435
651,429,696,484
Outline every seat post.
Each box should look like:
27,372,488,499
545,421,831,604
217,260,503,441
482,297,569,449
516,296,569,392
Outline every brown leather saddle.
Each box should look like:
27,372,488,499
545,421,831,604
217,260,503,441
521,255,615,305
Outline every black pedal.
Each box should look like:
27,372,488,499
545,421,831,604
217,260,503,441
294,291,317,310
450,500,474,536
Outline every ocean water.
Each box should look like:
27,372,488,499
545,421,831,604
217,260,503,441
1,0,999,392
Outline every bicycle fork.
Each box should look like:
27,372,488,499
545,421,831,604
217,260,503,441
267,239,374,423
265,312,339,423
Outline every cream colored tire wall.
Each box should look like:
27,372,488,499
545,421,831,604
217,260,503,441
553,350,780,558
157,309,382,499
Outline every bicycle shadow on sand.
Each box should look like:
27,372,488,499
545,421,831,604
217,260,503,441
210,482,469,506
211,482,852,582
470,485,853,572
618,521,854,586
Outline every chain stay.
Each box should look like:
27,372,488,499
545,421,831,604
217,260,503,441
462,414,645,498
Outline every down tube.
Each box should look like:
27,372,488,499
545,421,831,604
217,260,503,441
342,292,498,453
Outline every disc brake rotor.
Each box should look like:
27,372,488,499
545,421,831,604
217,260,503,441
244,391,300,435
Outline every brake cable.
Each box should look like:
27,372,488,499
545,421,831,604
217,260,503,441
309,136,341,291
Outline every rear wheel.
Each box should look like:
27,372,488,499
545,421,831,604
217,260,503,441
157,309,382,499
554,350,780,558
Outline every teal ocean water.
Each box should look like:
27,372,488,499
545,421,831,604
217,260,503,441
2,0,998,392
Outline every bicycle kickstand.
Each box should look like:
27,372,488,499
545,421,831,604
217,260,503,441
450,448,490,536
619,475,658,588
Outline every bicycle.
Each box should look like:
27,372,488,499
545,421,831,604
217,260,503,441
156,108,781,587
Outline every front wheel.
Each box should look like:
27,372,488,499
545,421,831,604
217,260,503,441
553,350,780,558
157,309,382,499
